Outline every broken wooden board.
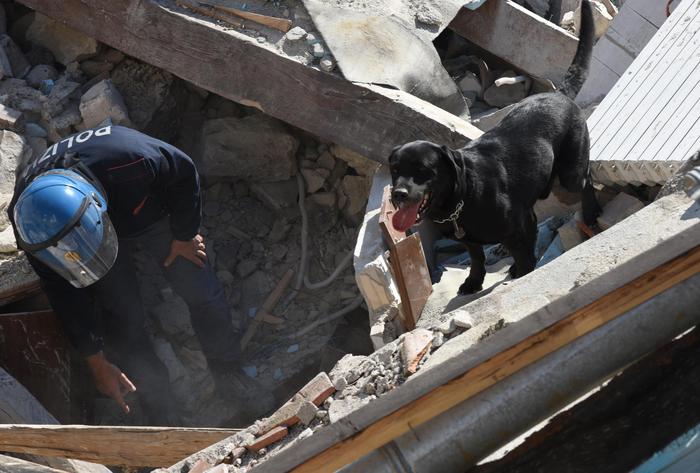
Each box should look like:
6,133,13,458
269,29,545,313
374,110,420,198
0,309,71,422
240,268,293,350
386,233,433,332
449,0,579,83
17,0,482,165
378,185,432,331
0,425,240,468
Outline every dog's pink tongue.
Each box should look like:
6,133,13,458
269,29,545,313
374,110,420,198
392,202,421,232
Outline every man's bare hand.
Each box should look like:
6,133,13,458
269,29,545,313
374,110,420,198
86,352,136,414
164,234,207,268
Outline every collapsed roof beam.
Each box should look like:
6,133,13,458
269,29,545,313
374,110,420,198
16,0,482,164
449,0,579,83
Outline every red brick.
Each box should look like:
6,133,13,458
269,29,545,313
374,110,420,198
297,372,336,406
245,426,288,453
188,460,213,473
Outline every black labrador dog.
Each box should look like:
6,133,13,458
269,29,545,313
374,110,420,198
389,0,600,295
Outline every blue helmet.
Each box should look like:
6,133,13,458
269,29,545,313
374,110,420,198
13,169,118,288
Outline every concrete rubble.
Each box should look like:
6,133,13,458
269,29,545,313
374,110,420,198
0,2,374,430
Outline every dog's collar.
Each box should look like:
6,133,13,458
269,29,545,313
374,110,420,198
433,200,464,224
434,200,466,239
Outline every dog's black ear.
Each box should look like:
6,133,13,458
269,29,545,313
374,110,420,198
440,145,460,177
388,145,402,166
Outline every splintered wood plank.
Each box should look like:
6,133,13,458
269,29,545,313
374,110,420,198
16,0,481,165
0,425,240,468
449,0,579,82
388,233,432,331
292,245,700,473
378,185,432,330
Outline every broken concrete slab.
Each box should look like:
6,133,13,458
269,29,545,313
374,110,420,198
26,12,98,65
597,192,645,230
0,226,17,253
79,79,131,129
303,0,468,117
199,115,298,182
450,1,579,83
0,104,24,132
0,34,30,79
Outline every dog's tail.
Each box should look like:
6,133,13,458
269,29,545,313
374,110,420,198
560,0,594,99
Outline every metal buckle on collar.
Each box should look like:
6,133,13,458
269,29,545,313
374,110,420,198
433,200,466,239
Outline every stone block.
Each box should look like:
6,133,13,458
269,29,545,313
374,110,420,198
558,215,585,251
401,328,433,375
250,178,298,211
0,226,17,253
110,58,173,129
297,372,336,406
0,104,24,131
0,130,31,195
301,168,326,194
340,175,372,217
0,34,30,79
26,13,98,65
597,192,645,230
199,114,298,181
245,426,288,453
330,144,379,177
79,79,131,129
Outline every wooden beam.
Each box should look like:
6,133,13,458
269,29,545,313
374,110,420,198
17,0,482,164
0,425,240,468
449,0,579,82
293,245,700,472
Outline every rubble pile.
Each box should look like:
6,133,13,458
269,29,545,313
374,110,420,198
0,3,375,426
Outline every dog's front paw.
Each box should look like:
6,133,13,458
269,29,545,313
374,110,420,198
458,278,483,295
509,263,518,278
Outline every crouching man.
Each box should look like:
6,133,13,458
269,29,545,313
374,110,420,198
8,125,242,424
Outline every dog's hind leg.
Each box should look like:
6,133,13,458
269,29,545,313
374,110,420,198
458,242,486,295
581,170,602,225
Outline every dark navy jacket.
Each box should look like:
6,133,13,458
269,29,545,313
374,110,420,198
8,125,202,355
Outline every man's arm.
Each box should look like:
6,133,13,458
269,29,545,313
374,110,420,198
26,254,136,413
152,145,207,268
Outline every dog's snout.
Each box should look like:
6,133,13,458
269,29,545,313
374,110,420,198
392,188,409,202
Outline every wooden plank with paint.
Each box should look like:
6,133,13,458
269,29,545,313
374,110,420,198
0,425,240,468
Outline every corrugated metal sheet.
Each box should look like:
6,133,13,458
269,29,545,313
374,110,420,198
587,0,700,187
